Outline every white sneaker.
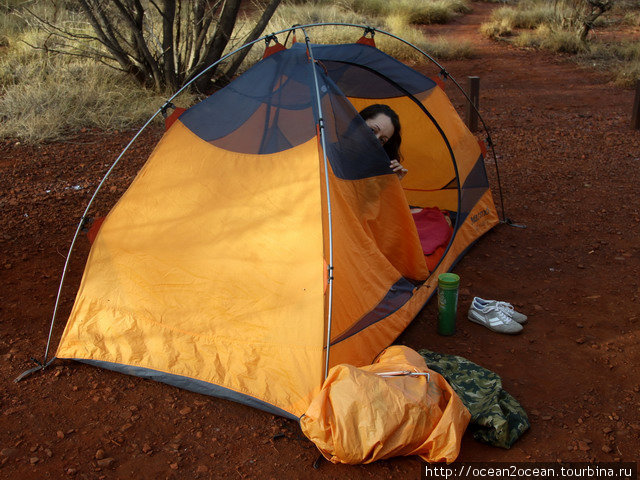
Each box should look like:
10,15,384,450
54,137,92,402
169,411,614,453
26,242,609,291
473,297,528,324
468,299,523,334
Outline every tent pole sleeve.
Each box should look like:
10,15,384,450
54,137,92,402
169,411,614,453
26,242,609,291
301,27,335,382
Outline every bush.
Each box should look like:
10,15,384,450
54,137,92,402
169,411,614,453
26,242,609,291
0,0,473,143
613,60,640,87
480,2,557,36
579,41,640,86
0,58,195,143
512,24,586,54
338,0,470,25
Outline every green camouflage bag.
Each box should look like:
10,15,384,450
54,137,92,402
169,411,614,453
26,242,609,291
419,349,529,449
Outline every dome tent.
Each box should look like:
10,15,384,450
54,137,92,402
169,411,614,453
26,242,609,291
46,25,499,420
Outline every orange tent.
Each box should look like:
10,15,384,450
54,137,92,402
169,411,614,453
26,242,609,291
56,39,498,420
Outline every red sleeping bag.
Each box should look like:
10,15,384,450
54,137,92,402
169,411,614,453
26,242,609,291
411,208,452,272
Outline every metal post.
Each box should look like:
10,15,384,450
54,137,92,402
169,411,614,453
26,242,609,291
633,79,640,130
465,76,480,132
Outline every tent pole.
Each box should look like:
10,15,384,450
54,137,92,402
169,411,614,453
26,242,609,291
300,27,336,381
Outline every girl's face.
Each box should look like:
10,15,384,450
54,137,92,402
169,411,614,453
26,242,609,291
365,113,394,146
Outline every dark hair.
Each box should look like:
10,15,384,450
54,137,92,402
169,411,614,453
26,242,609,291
358,104,402,161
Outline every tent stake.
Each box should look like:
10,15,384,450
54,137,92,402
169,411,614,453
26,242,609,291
14,357,56,383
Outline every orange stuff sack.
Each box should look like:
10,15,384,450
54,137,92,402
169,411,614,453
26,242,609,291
300,346,470,464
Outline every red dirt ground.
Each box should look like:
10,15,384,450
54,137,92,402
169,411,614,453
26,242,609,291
1,2,639,478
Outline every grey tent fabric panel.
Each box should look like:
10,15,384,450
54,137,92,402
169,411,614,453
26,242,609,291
77,359,298,420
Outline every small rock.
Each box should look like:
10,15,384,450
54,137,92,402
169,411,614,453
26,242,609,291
603,426,613,434
30,457,40,464
142,443,152,454
56,431,65,439
169,462,179,470
66,468,77,475
533,304,543,312
1,448,19,457
576,337,585,344
179,407,192,415
578,441,591,451
96,457,115,468
541,415,552,421
196,465,208,473
602,445,612,453
45,449,53,458
95,449,105,460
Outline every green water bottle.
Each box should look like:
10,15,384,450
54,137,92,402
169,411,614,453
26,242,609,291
437,273,460,336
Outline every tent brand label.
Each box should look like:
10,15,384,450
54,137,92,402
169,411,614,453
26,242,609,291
470,208,490,224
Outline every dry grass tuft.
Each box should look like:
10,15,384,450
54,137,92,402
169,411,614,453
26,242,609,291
0,0,473,143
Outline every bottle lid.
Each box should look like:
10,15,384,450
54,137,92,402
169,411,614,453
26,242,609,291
438,273,460,287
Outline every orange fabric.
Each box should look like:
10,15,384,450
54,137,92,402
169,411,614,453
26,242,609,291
164,107,187,131
300,346,470,464
356,36,376,47
263,42,286,59
478,138,488,156
431,76,446,90
321,165,429,357
87,217,105,245
426,245,447,272
57,122,326,417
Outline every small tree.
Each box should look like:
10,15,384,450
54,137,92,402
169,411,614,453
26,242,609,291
24,0,283,93
556,0,615,41
578,0,614,41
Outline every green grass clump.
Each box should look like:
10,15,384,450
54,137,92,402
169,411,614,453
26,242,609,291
579,41,640,87
481,2,557,36
512,24,586,54
613,60,640,87
339,0,471,25
621,11,640,26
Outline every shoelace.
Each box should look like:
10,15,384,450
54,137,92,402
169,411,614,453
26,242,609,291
483,305,512,324
495,301,516,315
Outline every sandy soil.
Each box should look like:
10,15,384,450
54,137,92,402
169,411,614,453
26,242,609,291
1,2,639,478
